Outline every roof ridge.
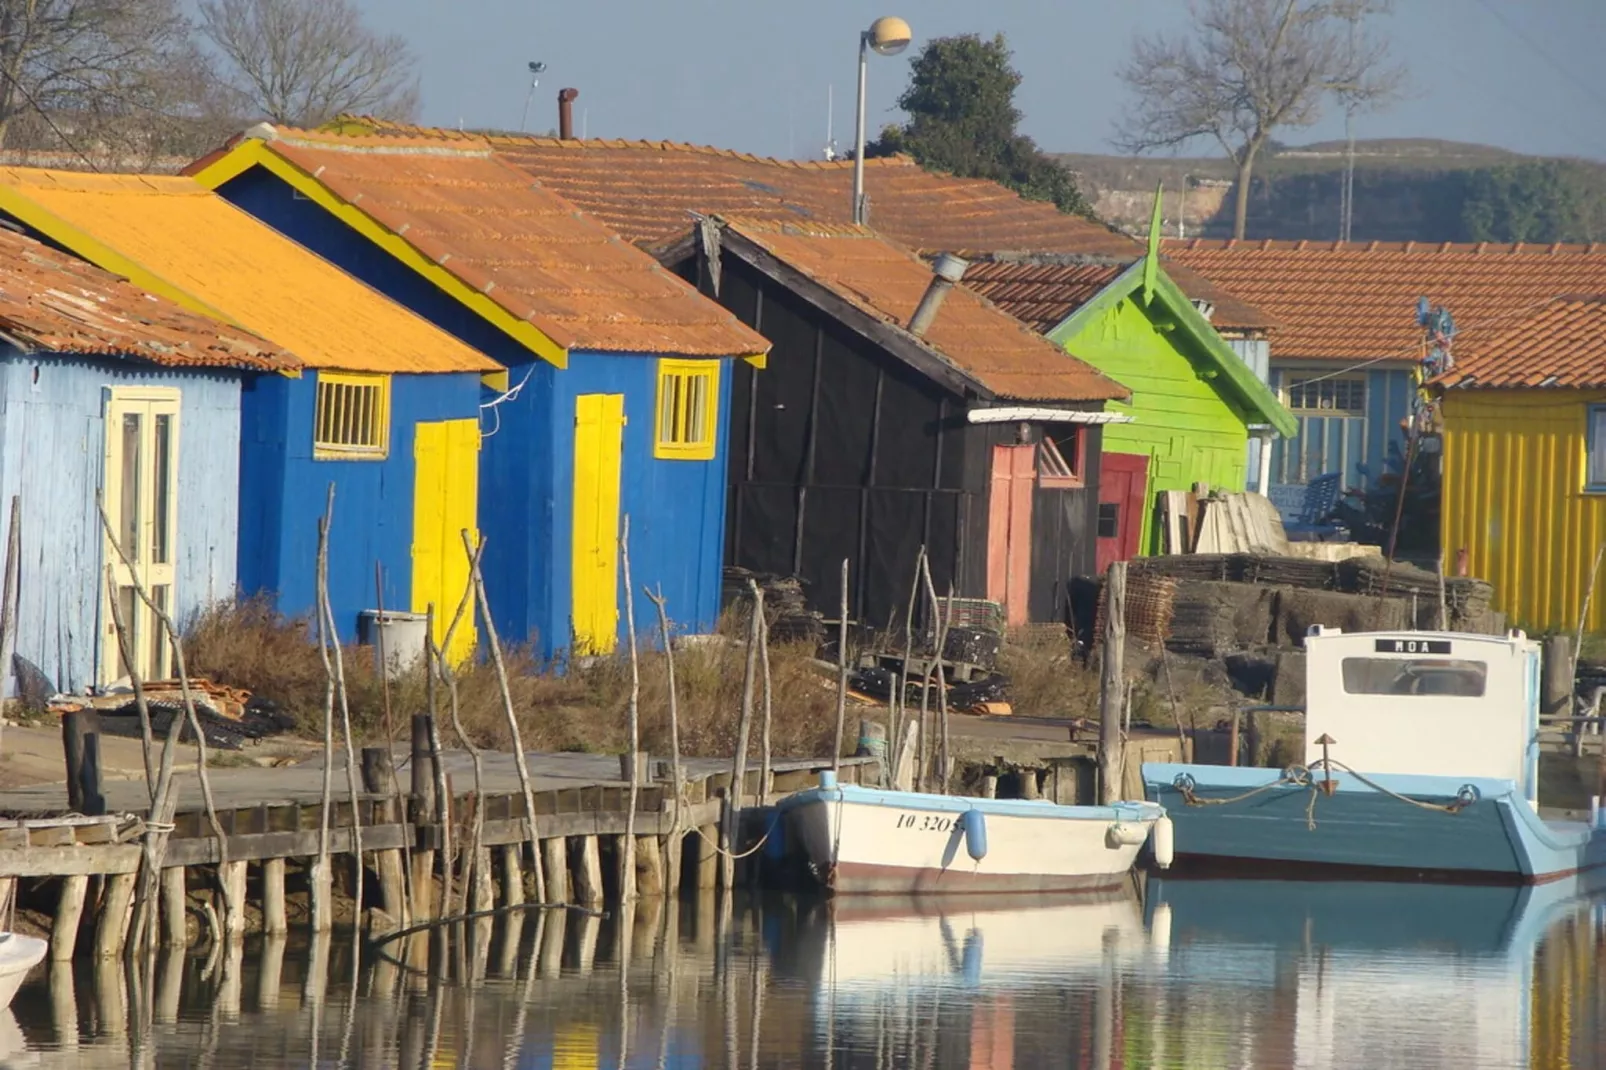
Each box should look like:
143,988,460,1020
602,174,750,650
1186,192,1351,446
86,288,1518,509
327,114,908,170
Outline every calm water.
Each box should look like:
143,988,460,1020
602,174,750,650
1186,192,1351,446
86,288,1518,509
4,876,1603,1069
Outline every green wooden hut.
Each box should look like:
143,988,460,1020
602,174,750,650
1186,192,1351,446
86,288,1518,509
965,211,1294,561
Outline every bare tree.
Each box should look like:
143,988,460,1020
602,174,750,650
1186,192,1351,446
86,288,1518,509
199,0,420,128
0,0,211,152
1116,0,1404,239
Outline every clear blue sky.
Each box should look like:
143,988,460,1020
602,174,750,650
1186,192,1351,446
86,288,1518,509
355,0,1606,162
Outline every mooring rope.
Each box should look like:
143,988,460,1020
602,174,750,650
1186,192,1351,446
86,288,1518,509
688,815,776,860
1171,761,1481,832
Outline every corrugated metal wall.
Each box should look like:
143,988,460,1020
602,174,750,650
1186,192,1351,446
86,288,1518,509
0,354,242,692
1442,389,1605,633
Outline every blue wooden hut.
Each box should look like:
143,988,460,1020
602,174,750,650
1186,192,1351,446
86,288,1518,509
190,127,770,657
0,168,499,659
0,225,296,692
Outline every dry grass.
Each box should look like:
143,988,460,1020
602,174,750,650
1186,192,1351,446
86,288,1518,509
183,598,842,760
997,625,1101,720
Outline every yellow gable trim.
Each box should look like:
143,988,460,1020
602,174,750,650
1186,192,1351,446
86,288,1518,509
0,185,242,329
191,140,569,370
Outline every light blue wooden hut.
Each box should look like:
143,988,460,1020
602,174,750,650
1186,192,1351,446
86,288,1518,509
0,227,295,693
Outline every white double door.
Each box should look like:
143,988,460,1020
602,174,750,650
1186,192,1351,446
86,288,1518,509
100,387,181,685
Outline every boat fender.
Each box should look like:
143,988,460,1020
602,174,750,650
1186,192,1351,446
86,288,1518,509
1151,815,1175,869
1106,822,1148,848
963,809,988,861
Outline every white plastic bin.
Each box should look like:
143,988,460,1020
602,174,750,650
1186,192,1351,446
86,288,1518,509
357,610,428,679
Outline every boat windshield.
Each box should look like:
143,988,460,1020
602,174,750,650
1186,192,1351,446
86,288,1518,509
1340,657,1488,697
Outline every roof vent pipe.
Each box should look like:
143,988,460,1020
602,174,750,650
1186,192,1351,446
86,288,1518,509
909,252,969,337
558,88,579,139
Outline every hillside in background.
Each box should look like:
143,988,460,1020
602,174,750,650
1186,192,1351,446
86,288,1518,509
1055,139,1606,244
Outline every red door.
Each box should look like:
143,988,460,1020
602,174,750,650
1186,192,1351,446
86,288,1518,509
1096,453,1149,572
987,445,1036,627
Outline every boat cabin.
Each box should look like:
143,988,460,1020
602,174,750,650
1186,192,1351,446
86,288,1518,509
1304,627,1540,798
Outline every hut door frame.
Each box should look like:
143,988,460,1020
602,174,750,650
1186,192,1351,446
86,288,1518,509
101,386,182,685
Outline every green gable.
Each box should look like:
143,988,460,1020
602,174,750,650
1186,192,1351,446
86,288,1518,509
1046,259,1294,553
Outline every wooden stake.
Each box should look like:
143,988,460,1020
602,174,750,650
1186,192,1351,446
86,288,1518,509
314,488,364,947
499,845,525,907
890,547,926,786
619,516,641,903
361,748,408,926
646,586,685,895
217,861,247,940
1099,562,1128,805
432,546,485,920
725,582,762,890
102,564,154,798
93,872,137,958
310,493,338,935
914,555,937,793
97,494,226,947
758,587,773,806
409,712,439,924
0,497,16,769
463,531,546,903
833,559,849,772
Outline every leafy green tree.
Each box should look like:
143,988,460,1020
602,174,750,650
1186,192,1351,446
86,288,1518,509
870,33,1092,217
1459,161,1601,244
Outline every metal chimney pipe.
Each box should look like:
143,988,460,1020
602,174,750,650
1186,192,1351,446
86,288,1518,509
908,252,969,337
558,88,579,139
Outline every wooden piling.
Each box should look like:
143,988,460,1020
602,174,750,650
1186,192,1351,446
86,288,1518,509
50,875,89,960
160,867,188,946
218,861,247,939
1098,561,1128,805
62,710,106,816
409,714,438,923
541,837,568,903
635,835,665,898
663,833,683,895
981,775,998,800
470,846,495,915
499,844,525,907
362,746,409,926
93,871,136,958
695,825,719,891
261,858,287,936
573,835,605,906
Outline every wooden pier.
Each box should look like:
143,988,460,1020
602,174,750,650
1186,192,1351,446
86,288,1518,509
0,713,870,961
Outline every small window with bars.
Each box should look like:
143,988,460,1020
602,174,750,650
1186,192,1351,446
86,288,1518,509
1285,375,1367,415
313,372,390,459
1038,429,1084,488
654,359,719,460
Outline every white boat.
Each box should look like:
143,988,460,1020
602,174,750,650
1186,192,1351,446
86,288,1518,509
0,931,46,1010
1144,627,1606,883
776,770,1173,895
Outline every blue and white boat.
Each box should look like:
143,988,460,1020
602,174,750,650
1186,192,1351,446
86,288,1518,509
777,771,1173,895
1143,627,1606,884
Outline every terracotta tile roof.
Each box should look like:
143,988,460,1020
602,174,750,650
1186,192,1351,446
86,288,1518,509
719,217,1127,403
1436,295,1606,390
0,226,292,371
315,117,1146,259
960,259,1125,333
0,168,495,374
233,128,770,359
1167,238,1606,362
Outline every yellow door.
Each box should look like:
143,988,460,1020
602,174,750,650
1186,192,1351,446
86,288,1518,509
572,394,624,655
413,419,480,663
101,388,182,685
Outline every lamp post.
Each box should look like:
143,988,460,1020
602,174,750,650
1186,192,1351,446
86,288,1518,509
851,16,911,225
520,60,548,132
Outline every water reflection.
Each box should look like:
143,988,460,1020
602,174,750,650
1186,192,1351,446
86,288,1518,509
0,878,1600,1069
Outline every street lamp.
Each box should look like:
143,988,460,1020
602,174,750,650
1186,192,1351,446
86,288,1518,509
520,60,548,132
851,16,911,225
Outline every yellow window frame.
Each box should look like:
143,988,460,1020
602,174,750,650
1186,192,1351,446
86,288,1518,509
653,359,719,461
314,371,391,460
